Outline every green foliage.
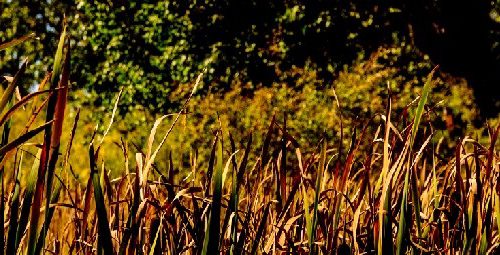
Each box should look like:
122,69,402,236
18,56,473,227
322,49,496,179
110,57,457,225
71,0,413,113
2,0,497,115
0,0,72,84
74,1,205,112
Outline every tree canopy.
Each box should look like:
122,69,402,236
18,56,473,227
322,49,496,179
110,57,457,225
1,0,498,115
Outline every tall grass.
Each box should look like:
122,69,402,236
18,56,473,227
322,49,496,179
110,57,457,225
0,26,499,255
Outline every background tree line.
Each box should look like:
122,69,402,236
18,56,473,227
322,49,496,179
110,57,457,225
1,0,498,116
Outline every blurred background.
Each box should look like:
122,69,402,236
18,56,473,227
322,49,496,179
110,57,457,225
1,0,499,177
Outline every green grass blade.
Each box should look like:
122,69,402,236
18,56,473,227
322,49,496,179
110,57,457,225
309,166,321,254
16,149,40,251
408,68,437,242
0,121,53,157
378,179,393,255
309,140,325,254
201,216,210,255
423,145,439,239
6,152,22,254
203,139,223,255
0,33,35,51
89,145,114,254
396,169,410,255
228,161,239,255
479,197,492,255
34,178,62,255
410,68,437,147
302,184,312,245
36,22,69,255
148,217,162,255
49,22,66,90
230,134,251,255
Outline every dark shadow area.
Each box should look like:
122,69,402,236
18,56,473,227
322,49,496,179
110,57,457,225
407,0,499,117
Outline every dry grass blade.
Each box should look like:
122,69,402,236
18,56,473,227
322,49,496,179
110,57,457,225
250,203,271,255
97,88,123,149
261,115,275,169
0,89,54,128
495,193,500,245
0,116,9,255
0,163,4,255
141,113,167,198
0,33,35,51
142,71,204,180
118,163,141,255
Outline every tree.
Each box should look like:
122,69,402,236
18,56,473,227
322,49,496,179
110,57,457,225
72,0,413,113
0,0,74,94
1,0,498,115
